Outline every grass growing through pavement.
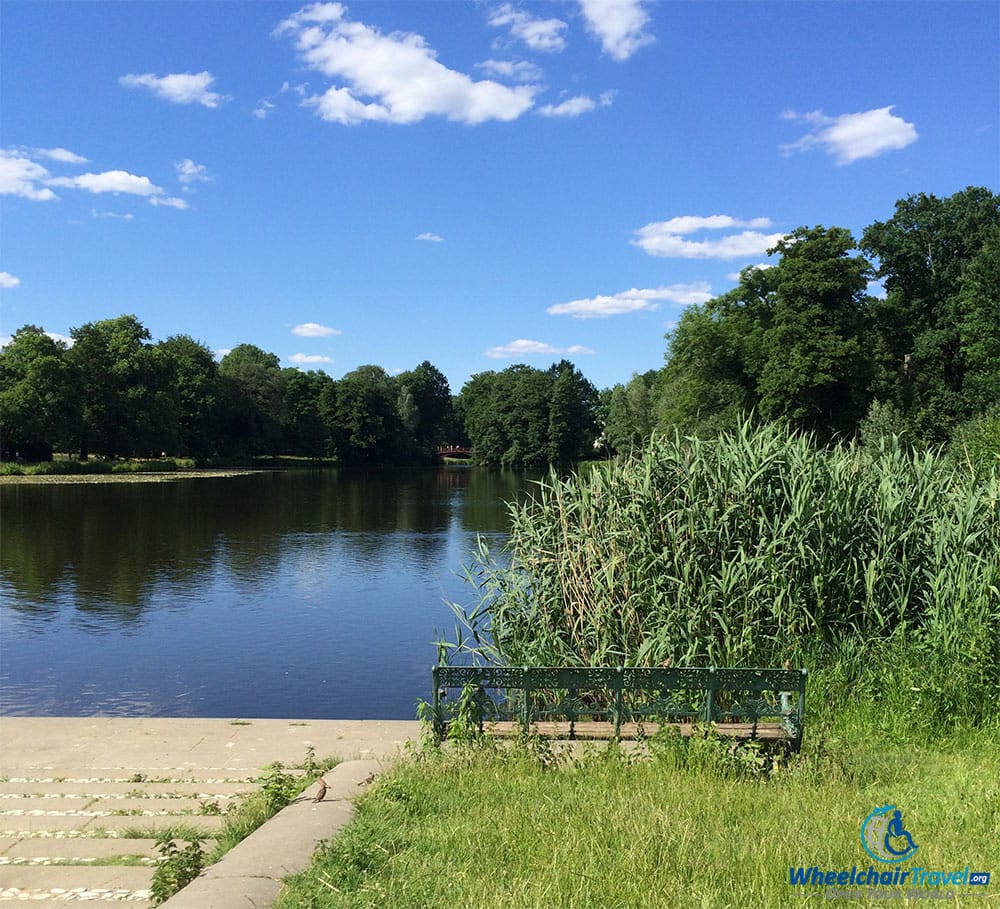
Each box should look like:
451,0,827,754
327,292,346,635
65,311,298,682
275,726,999,909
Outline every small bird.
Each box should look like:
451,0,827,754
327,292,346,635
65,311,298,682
313,777,327,802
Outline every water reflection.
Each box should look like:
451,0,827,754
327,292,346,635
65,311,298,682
0,467,536,717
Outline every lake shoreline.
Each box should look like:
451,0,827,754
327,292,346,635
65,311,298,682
0,469,263,484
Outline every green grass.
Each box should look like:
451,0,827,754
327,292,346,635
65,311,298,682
275,727,1000,909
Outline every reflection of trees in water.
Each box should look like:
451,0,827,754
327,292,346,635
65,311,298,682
1,469,530,623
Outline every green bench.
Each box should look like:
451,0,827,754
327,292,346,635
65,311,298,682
431,665,807,750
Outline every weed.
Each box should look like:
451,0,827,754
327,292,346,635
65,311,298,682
150,833,204,905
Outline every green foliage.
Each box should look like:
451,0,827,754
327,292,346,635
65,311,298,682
324,365,402,465
862,186,1000,441
458,361,598,468
68,314,176,459
257,761,300,812
660,227,874,440
0,325,79,461
442,422,1000,727
150,833,205,905
950,409,1000,477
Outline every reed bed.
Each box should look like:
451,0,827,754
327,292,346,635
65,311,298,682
445,422,999,729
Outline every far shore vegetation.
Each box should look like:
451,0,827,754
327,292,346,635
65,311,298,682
2,188,997,477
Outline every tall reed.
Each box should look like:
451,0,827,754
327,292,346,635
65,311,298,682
445,421,999,727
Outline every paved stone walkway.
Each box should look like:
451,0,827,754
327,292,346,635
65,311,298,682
0,718,420,905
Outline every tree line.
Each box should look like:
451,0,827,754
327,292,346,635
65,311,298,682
2,187,996,468
603,186,999,452
0,320,601,468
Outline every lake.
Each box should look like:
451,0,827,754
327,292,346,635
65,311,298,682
0,468,536,719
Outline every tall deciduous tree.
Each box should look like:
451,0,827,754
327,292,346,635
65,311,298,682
68,314,174,459
757,226,873,436
218,344,286,457
157,335,223,459
459,362,598,468
325,365,401,465
660,228,874,439
395,360,453,460
861,186,1000,440
0,326,79,461
282,369,334,459
547,359,599,465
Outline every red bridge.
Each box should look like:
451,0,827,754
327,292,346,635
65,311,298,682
438,445,472,460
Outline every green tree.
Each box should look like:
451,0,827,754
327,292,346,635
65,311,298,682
458,370,510,465
282,369,334,458
658,269,767,435
325,365,401,465
547,360,599,465
395,360,453,460
157,335,223,459
603,370,660,453
660,229,874,439
756,226,873,436
957,225,1000,415
459,362,597,468
861,186,1000,440
68,314,174,458
0,326,79,461
218,344,287,457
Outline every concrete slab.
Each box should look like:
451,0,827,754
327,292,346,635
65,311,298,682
1,837,162,860
0,862,152,891
0,781,254,798
0,718,420,774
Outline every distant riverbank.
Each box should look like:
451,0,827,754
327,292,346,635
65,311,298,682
0,468,261,484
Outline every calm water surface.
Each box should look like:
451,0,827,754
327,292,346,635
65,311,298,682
0,469,535,718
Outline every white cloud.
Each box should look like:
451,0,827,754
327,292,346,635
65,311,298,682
577,0,654,61
254,99,276,119
290,352,334,365
476,59,543,82
214,348,232,360
0,271,21,288
149,196,189,209
0,150,57,200
119,71,227,108
416,232,444,242
47,332,73,347
36,147,89,164
538,95,595,118
548,283,713,318
633,215,784,259
781,106,918,165
90,209,135,220
484,338,595,358
176,159,210,184
293,322,342,337
48,170,164,196
276,3,538,125
488,4,568,53
726,263,773,281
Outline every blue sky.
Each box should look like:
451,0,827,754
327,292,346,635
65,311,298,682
2,1,997,392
